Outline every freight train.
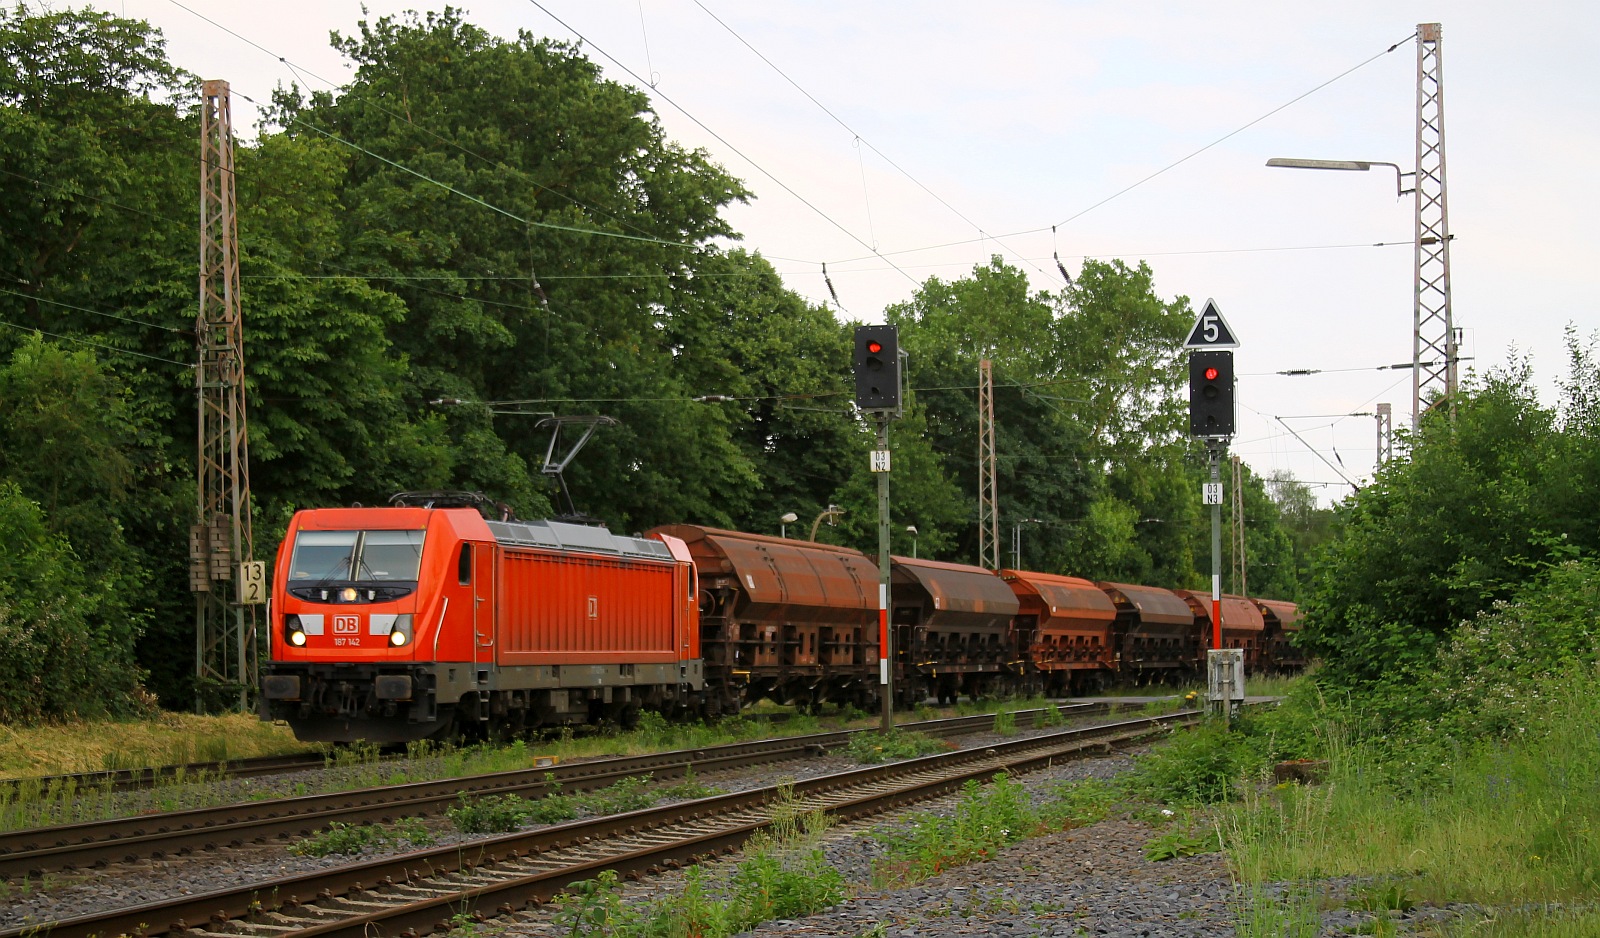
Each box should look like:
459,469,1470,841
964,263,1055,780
258,494,1301,743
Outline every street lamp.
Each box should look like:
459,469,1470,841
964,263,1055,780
905,525,918,559
1267,153,1455,429
809,504,844,541
1011,518,1043,570
1265,158,1412,198
779,512,798,539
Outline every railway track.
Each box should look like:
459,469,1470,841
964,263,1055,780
8,709,1193,938
0,703,1115,881
0,712,805,799
0,751,335,798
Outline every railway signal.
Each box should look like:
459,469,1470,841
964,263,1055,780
853,324,901,411
1188,350,1236,437
1184,299,1241,669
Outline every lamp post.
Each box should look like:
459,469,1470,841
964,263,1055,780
779,512,797,539
1010,518,1043,570
809,504,843,541
905,525,918,559
1266,47,1457,432
1264,158,1410,197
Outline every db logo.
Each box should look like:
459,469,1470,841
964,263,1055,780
333,615,359,635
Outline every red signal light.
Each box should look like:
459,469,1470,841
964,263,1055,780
867,341,883,354
1204,367,1219,381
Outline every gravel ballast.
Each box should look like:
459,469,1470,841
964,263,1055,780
0,716,1386,937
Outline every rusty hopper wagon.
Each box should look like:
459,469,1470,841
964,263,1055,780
891,557,1021,706
1001,569,1119,695
648,525,881,715
1173,590,1267,672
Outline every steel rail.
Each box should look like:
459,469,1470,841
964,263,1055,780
8,709,1190,938
0,704,1108,880
0,751,334,799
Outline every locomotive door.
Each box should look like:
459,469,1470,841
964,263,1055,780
472,542,495,682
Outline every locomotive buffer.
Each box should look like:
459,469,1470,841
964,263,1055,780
1185,300,1242,719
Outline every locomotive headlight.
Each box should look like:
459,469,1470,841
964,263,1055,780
290,630,307,647
285,614,307,647
388,613,413,647
340,587,359,602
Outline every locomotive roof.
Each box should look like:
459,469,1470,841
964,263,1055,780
487,519,674,561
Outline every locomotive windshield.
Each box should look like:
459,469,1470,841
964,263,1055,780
289,529,425,582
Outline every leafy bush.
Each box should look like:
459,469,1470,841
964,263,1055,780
1124,721,1268,805
873,774,1040,884
289,817,432,857
1041,778,1118,829
1144,824,1218,861
844,729,949,764
446,793,532,833
582,775,657,815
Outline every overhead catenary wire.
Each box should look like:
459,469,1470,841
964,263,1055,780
824,33,1416,266
0,285,191,335
689,0,1047,280
0,315,191,367
524,0,919,288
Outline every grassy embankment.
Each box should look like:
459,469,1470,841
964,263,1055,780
1213,673,1600,937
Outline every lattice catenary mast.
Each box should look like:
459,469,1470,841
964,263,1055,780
976,359,1000,571
191,79,256,712
1375,402,1394,468
1413,22,1456,427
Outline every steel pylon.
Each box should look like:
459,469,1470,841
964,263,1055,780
192,79,256,712
977,359,1000,571
1413,23,1456,427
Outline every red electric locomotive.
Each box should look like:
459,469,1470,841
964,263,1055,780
260,496,700,743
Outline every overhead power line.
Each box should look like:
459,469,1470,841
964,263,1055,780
689,0,1047,279
825,33,1416,266
524,0,919,288
0,315,191,366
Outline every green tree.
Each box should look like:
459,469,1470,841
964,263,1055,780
1302,355,1600,690
274,8,755,525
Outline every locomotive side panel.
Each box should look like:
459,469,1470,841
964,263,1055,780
495,549,681,665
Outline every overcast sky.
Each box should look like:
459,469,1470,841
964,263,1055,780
84,0,1600,505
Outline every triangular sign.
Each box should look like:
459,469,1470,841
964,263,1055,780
1184,298,1240,349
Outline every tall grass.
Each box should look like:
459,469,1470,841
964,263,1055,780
1223,669,1600,911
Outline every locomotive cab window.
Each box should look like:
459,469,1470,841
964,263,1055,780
289,529,424,582
458,543,472,585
